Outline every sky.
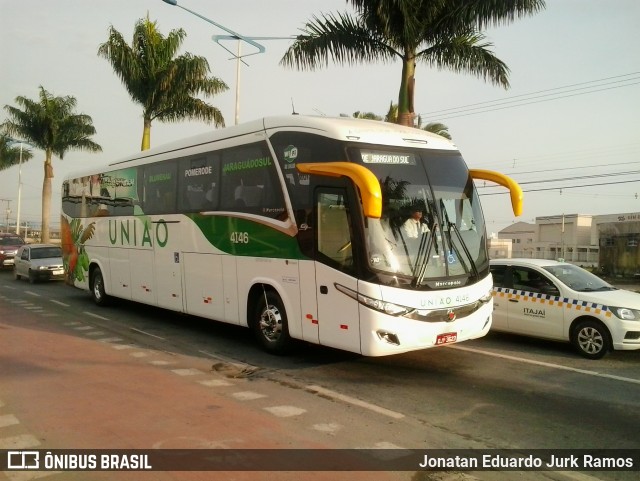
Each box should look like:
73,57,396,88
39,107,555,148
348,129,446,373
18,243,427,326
1,0,639,235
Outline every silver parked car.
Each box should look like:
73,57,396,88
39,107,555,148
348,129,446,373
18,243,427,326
14,244,65,283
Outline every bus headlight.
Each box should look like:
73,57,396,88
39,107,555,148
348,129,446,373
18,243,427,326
610,306,640,321
334,283,412,316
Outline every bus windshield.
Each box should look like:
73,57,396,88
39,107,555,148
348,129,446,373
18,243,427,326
349,147,487,285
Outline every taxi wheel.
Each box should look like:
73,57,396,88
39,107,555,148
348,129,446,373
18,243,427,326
571,319,611,360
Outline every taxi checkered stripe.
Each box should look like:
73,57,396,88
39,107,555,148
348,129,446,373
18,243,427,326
492,287,612,317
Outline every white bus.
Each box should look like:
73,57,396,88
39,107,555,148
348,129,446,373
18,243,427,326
61,116,522,356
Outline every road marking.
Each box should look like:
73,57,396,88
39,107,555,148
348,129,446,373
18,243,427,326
150,360,176,366
83,311,110,321
0,414,20,428
130,327,165,340
50,299,70,307
171,368,205,376
74,326,94,331
198,379,232,387
84,331,106,336
25,291,40,297
97,337,123,343
231,391,267,401
312,422,342,435
130,351,149,358
306,385,405,419
263,406,307,417
449,345,640,385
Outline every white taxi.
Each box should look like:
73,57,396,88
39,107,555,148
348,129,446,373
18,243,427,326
490,259,640,359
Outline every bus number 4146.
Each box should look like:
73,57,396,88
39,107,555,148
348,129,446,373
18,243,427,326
230,232,249,244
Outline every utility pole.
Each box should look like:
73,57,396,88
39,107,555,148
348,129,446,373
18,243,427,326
0,199,11,233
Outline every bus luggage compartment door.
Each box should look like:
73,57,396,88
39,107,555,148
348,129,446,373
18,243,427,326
183,253,226,322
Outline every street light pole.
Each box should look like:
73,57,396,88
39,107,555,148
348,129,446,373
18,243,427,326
211,34,295,125
161,0,279,125
16,142,24,236
235,39,241,125
6,138,32,236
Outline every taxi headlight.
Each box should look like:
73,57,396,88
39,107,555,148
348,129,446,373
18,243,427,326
610,306,640,321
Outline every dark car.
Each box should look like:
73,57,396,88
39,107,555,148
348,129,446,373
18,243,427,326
0,233,26,268
14,244,65,283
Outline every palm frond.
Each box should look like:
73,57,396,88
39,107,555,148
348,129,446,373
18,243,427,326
281,11,399,70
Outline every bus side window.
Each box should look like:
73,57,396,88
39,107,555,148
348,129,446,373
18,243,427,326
219,142,285,218
143,161,178,215
179,154,218,212
316,190,353,270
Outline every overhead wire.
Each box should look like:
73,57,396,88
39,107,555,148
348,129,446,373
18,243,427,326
419,72,640,120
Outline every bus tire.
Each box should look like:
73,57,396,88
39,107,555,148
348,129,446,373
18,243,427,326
90,267,110,306
252,290,291,354
571,319,611,360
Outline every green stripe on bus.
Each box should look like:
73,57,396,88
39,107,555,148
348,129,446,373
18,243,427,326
188,214,307,259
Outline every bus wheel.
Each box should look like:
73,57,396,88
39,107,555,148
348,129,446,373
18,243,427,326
252,291,291,354
571,319,610,360
90,267,110,306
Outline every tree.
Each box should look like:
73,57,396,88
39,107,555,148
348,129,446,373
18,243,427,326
2,86,102,243
421,122,451,140
352,102,453,139
281,0,545,126
0,134,33,171
98,16,229,151
352,111,383,120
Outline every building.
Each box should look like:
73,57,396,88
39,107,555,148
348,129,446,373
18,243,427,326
491,211,640,277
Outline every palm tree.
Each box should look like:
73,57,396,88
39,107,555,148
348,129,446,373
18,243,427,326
0,134,33,171
422,122,452,140
384,101,398,123
352,111,383,120
281,0,545,126
98,16,229,151
3,86,102,243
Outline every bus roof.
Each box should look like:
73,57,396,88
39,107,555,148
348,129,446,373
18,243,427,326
64,115,457,180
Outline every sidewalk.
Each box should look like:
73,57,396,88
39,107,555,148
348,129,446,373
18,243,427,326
0,310,404,481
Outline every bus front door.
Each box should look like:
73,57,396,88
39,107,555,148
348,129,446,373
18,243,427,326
314,190,361,353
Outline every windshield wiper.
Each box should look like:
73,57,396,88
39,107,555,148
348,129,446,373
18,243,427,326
580,286,617,292
412,219,438,287
440,202,478,279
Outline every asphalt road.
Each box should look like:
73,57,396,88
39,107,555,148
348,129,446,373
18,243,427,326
1,270,638,481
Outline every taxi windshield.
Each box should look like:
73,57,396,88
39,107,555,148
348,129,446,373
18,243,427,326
544,264,615,292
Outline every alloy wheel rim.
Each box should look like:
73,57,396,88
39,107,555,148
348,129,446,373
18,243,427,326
577,327,603,354
259,304,282,342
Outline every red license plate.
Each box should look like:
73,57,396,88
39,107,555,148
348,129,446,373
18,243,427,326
436,332,457,345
